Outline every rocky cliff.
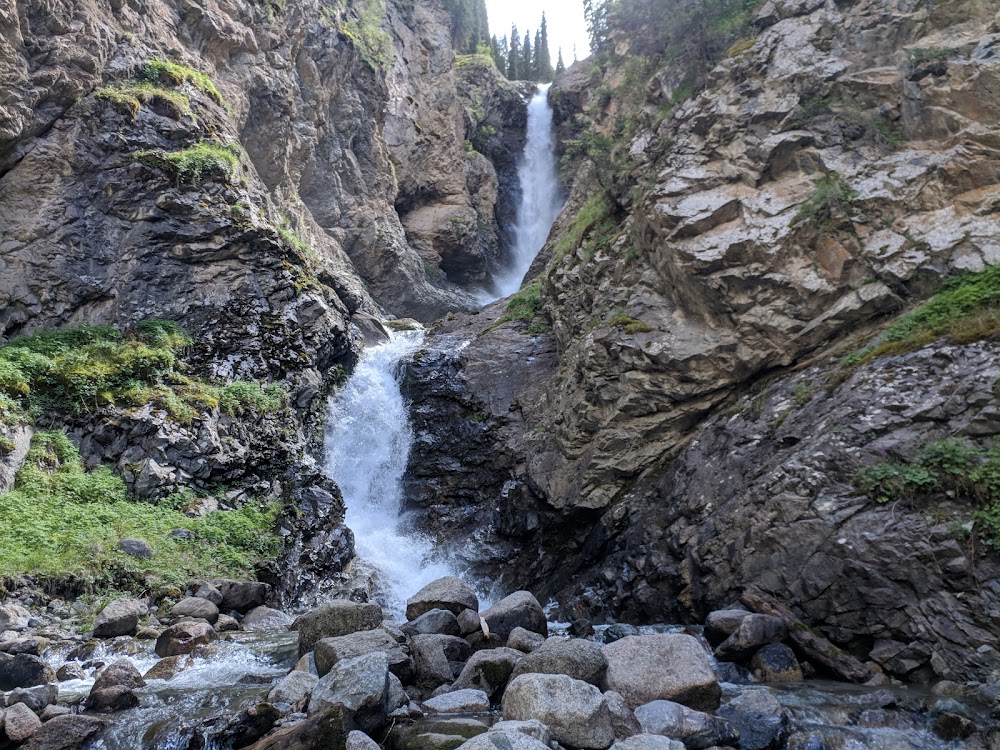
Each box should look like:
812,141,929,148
404,0,1000,683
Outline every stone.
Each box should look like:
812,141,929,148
402,608,461,637
294,652,319,676
0,653,55,690
511,637,608,685
634,700,739,749
423,689,491,714
457,731,551,750
406,577,480,620
155,620,217,657
211,580,272,614
452,647,524,701
410,634,459,689
704,610,752,645
503,674,615,750
714,615,788,661
480,592,547,641
215,614,240,632
267,670,318,706
0,636,47,656
93,598,146,638
602,635,721,710
602,624,641,644
8,684,58,713
715,689,786,750
489,720,551,744
308,652,390,733
55,662,85,682
347,730,382,750
240,706,347,750
119,538,153,559
85,685,140,712
144,655,191,680
750,643,803,682
243,606,294,632
4,702,42,742
188,580,224,605
20,715,108,750
465,631,506,653
314,629,412,680
171,597,220,625
296,601,383,656
932,711,975,740
611,736,685,750
39,704,70,721
507,627,545,653
0,605,30,632
606,690,642,738
457,609,482,637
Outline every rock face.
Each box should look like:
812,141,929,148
602,635,720,710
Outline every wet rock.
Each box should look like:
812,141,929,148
489,720,551,743
215,614,240,632
4,702,42,742
465,631,506,653
457,609,482,637
0,637,47,656
714,661,756,685
451,647,524,701
95,662,152,696
603,635,721,710
189,580,224,606
750,643,803,682
0,653,55,690
136,627,160,640
481,592,547,641
144,655,191,680
611,736,685,750
20,714,108,750
296,601,383,656
714,615,787,662
0,605,30,632
507,627,545,653
268,670,319,707
314,629,412,681
634,700,739,750
39,704,70,721
406,577,480,620
85,685,140,712
155,620,217,657
423,689,491,714
243,606,294,632
715,688,786,750
242,705,347,750
8,684,58,713
603,624,641,644
402,609,462,638
119,538,153,559
458,729,551,750
511,637,608,685
171,597,220,625
704,610,752,645
93,598,146,638
391,718,489,750
55,662,85,682
933,711,975,740
347,730,382,750
410,634,458,689
211,580,271,614
606,690,642,738
503,673,615,749
308,652,390,733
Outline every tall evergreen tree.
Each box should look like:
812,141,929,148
521,33,532,80
555,47,565,75
537,13,554,82
491,34,507,70
507,25,521,80
582,0,611,56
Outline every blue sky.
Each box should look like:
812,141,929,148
484,0,591,65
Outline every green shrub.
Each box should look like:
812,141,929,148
794,172,856,232
220,382,288,416
95,83,191,119
137,140,241,184
340,0,393,73
142,59,225,107
551,194,614,267
490,281,550,334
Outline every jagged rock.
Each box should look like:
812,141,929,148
241,706,346,750
423,689,491,714
308,652,390,733
243,606,294,632
751,643,803,682
507,627,545,653
612,737,684,750
347,730,382,750
215,615,240,632
704,610,752,645
933,711,975,740
93,598,146,638
481,592,547,641
296,601,383,656
511,637,608,685
189,581,224,606
211,580,271,614
0,637,47,656
606,690,642,738
314,629,412,681
602,635,721,710
465,631,505,653
4,702,42,742
171,597,220,625
86,685,140,712
406,577,480,620
457,730,550,750
503,674,615,750
19,714,107,750
119,538,153,559
714,615,788,661
402,609,461,638
634,701,739,750
0,653,55,690
451,647,524,701
457,609,482,637
155,621,217,657
55,663,85,682
7,684,58,712
716,689,787,750
410,634,457,690
39,705,70,721
0,605,30,632
602,625,641,644
267,670,318,707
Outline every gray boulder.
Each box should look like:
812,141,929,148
93,598,146,638
489,720,551,744
4,702,41,742
611,735,685,750
268,670,319,707
406,577,480,620
457,608,482,636
296,601,383,656
0,636,46,656
0,604,30,632
507,627,545,653
215,614,240,632
457,731,551,750
119,538,153,559
243,606,294,632
0,653,55,690
716,689,787,750
308,652,390,733
452,647,524,701
634,700,739,749
511,637,608,685
188,580,223,605
714,615,788,661
7,684,58,713
55,662,85,682
154,620,217,657
423,689,491,714
401,608,461,637
481,592,547,640
503,673,615,750
211,579,271,613
85,685,140,712
750,643,803,682
602,635,721,710
20,715,108,750
602,624,641,644
93,660,145,692
314,629,411,680
171,597,219,625
410,634,457,689
347,730,382,750
606,690,642,738
704,610,752,645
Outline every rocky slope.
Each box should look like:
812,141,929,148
404,0,1000,683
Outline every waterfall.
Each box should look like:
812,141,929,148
492,82,564,297
323,330,453,617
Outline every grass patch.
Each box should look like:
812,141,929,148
489,281,550,334
0,431,281,592
95,83,191,120
455,53,495,69
725,37,756,58
550,193,618,268
275,217,321,264
908,47,956,66
609,314,654,334
340,0,393,73
142,59,225,107
794,172,856,234
137,140,241,184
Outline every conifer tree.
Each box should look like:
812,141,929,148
491,34,507,70
555,47,565,75
521,33,532,80
537,14,554,82
508,25,521,80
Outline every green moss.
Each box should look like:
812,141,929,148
794,172,856,233
489,280,550,334
96,83,192,119
339,0,393,73
0,431,281,592
137,140,241,184
142,59,226,107
725,37,756,58
455,53,495,69
609,314,653,334
219,382,288,416
550,194,614,267
275,218,321,265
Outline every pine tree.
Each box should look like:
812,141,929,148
521,33,532,81
555,47,565,75
582,0,611,56
537,13,554,82
508,25,521,80
491,34,506,70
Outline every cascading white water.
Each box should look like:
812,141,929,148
492,82,564,297
323,330,454,617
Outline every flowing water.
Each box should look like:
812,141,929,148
490,82,564,298
324,330,455,618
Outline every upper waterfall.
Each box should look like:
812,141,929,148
491,83,564,298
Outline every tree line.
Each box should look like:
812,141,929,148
488,13,562,82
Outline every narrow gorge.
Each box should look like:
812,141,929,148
1,0,1000,748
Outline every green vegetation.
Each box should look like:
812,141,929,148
550,193,619,268
794,172,856,233
443,0,491,55
908,47,956,66
609,314,653,334
0,431,281,591
340,0,393,73
837,265,1000,377
0,320,287,425
455,53,496,70
137,140,241,184
142,59,225,107
275,217,321,265
491,12,554,82
492,281,549,334
95,83,191,119
725,37,757,58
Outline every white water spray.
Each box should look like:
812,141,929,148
492,83,564,297
324,331,453,617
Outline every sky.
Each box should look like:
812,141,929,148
484,0,591,67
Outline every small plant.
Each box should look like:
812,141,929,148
275,217,321,264
142,59,225,107
219,382,288,416
455,53,496,69
725,37,756,58
339,0,393,73
856,462,938,504
609,314,653,334
490,281,549,334
794,172,856,233
95,83,191,120
908,47,955,66
137,140,241,184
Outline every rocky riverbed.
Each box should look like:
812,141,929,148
0,576,997,749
